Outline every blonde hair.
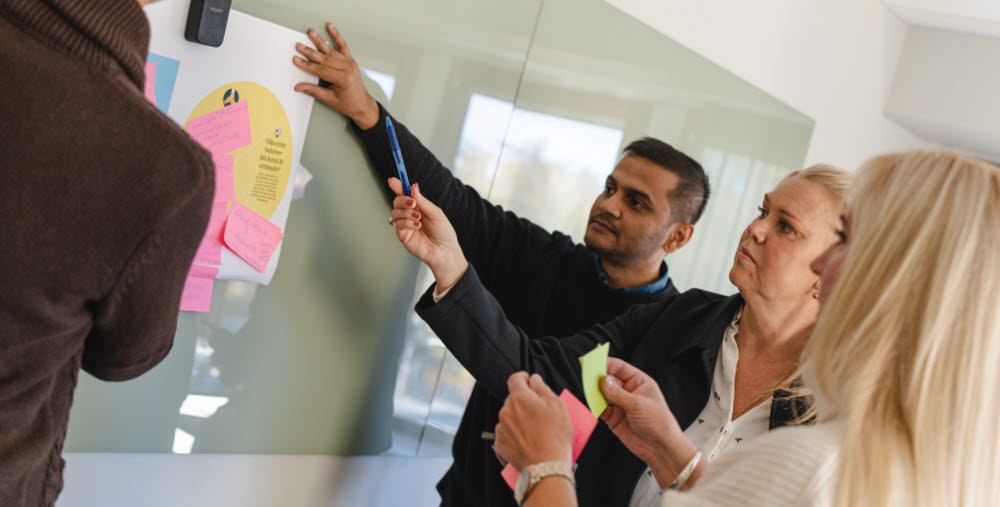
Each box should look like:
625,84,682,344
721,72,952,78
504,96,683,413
784,163,853,203
806,150,1000,506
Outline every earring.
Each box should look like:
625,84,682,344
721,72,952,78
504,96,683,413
812,292,819,300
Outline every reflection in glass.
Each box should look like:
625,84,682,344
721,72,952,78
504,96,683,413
363,68,397,101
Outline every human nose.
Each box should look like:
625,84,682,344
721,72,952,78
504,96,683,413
595,193,623,218
747,218,767,243
810,246,831,276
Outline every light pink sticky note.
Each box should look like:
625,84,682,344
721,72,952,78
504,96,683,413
185,101,252,154
188,264,219,280
501,464,520,491
193,202,229,266
179,264,218,313
223,201,284,273
500,389,598,491
211,153,235,203
143,62,157,106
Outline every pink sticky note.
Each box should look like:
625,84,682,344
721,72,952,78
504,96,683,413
188,264,220,279
500,389,599,491
193,202,229,266
212,153,235,203
179,264,218,313
223,201,284,272
185,101,252,154
144,62,157,106
501,464,520,491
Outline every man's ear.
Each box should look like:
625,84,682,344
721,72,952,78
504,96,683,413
662,223,694,254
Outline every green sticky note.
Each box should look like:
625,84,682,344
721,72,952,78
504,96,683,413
579,342,610,418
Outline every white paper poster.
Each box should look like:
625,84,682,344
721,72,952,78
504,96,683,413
145,1,315,285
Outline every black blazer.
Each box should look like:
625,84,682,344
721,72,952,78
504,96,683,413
416,266,800,507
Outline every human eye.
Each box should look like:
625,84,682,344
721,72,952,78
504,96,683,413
777,220,797,235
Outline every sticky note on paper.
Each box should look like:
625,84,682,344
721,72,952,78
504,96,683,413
185,101,252,154
146,53,180,114
143,62,157,106
212,153,235,203
193,202,229,266
579,342,610,418
179,264,218,313
223,201,284,272
501,389,598,491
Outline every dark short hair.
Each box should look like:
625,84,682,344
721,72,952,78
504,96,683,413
622,137,710,225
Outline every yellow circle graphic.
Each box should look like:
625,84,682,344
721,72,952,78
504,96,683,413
186,82,292,219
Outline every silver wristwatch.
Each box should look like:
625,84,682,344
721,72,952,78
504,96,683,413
514,461,575,505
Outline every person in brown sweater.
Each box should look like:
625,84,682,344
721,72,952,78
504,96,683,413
0,0,215,505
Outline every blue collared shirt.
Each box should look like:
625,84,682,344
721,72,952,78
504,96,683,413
594,255,670,295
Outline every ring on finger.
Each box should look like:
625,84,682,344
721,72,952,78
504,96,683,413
388,217,395,226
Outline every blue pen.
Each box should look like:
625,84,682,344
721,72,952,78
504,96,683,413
385,117,411,196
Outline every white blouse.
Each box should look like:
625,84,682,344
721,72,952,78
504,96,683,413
660,421,841,507
630,308,772,507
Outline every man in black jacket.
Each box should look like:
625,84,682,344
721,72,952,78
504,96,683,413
292,24,710,507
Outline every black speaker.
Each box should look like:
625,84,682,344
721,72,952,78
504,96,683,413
184,0,232,47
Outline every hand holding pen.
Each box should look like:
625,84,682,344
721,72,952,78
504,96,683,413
387,177,468,292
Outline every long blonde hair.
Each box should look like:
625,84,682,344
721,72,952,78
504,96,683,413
806,150,1000,506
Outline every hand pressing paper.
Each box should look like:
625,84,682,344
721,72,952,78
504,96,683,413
223,201,284,272
501,389,598,490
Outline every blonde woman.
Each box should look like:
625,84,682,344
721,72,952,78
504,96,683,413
388,164,850,506
495,150,1000,506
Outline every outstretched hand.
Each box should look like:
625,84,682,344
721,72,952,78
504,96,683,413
387,178,468,291
292,23,380,129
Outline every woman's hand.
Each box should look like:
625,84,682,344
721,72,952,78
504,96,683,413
292,23,380,130
494,372,573,470
388,178,468,291
600,357,700,489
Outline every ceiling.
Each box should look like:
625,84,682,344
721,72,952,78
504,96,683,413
884,0,1000,160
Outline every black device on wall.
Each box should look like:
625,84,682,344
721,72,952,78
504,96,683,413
185,0,232,47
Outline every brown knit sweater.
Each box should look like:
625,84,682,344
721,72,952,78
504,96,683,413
0,1,214,505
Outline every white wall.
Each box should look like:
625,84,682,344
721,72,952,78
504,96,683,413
606,0,930,169
885,26,1000,160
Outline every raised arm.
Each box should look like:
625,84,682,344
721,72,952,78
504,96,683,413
294,24,569,291
387,178,663,398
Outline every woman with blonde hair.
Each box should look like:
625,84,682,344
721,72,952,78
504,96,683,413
494,149,1000,506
